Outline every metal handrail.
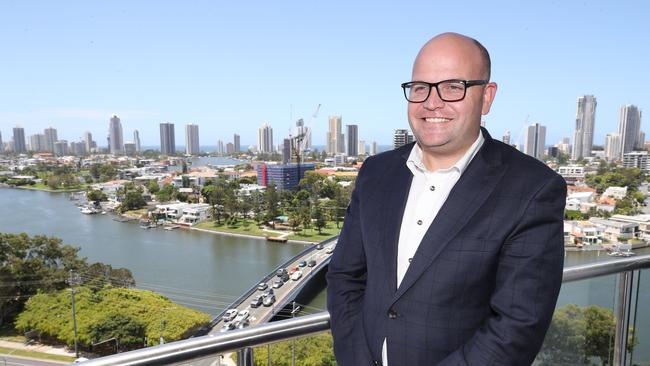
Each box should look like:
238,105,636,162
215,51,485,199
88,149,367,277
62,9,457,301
76,253,650,366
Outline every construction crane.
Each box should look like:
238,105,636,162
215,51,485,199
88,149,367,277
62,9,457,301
288,104,320,185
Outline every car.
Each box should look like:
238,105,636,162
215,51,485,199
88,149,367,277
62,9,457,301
250,295,263,308
263,288,274,297
74,358,90,363
276,268,288,277
223,309,238,322
290,270,302,281
298,260,307,267
272,280,284,288
234,309,250,323
237,319,250,329
257,282,268,291
289,266,299,275
263,294,276,307
307,259,316,267
281,273,290,282
220,322,235,332
325,246,334,254
316,243,323,250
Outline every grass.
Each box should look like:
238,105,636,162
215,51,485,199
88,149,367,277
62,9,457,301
123,208,149,218
0,346,76,363
194,219,341,242
0,326,24,343
15,183,86,193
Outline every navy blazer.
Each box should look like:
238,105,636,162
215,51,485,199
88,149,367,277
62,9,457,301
326,128,566,365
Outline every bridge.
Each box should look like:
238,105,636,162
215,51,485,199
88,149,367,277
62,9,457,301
197,237,337,336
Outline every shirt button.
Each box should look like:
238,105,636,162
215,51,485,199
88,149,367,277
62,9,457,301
417,220,423,225
430,185,435,191
387,308,398,319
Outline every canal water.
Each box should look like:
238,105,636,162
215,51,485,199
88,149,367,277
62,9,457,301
2,187,650,363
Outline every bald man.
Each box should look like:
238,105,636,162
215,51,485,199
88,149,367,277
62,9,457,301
327,33,566,365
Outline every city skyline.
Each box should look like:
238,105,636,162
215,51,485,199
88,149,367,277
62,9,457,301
1,1,648,149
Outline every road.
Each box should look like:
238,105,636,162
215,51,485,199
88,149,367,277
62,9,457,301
209,241,336,334
0,355,66,366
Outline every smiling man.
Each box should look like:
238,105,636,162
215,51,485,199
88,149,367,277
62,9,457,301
327,33,566,365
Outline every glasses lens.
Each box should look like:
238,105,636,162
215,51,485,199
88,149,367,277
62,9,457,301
405,82,430,102
438,81,466,101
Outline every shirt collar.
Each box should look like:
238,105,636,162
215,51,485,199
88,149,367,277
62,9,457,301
406,130,485,175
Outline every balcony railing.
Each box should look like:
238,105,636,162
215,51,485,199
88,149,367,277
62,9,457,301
75,253,650,366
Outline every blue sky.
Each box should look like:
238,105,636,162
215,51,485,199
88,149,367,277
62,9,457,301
1,0,648,149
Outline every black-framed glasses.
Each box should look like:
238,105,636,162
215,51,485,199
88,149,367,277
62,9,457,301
401,79,489,103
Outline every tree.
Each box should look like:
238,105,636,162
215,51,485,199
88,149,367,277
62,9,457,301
202,185,226,224
0,233,133,327
87,189,108,203
251,332,336,366
119,190,147,212
146,180,160,194
537,304,635,366
89,313,146,353
313,203,327,234
264,183,281,227
156,184,178,202
15,286,209,354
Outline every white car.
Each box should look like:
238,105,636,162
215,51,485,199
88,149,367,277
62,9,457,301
234,309,250,323
223,309,238,322
325,246,335,254
290,270,303,281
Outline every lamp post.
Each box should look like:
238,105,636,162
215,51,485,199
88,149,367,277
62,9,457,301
69,270,82,358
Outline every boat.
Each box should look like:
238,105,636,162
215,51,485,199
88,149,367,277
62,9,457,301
139,219,156,229
80,206,99,214
267,236,288,243
164,225,180,231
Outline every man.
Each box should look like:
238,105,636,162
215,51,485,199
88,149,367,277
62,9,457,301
326,33,566,365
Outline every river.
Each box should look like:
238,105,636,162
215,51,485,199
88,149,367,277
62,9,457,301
2,187,649,363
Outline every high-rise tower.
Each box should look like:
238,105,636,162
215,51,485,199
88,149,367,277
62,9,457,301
12,127,26,153
524,123,546,160
108,115,124,155
619,105,642,157
327,116,344,155
258,123,274,153
160,122,176,155
44,127,58,153
346,124,358,156
185,124,200,155
571,95,597,160
134,130,141,152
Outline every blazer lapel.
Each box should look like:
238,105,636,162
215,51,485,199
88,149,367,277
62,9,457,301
378,147,413,293
390,134,505,303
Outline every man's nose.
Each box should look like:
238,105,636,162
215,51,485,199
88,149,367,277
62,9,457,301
423,88,444,110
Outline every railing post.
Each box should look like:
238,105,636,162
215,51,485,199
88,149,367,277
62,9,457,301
613,270,634,366
237,347,253,366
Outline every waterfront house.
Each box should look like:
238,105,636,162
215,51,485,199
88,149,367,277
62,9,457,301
589,217,639,242
565,220,604,246
610,214,650,241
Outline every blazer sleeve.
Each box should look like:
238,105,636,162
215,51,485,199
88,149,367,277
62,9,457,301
438,173,567,366
326,161,373,365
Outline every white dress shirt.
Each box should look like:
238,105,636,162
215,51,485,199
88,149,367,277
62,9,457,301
382,132,484,366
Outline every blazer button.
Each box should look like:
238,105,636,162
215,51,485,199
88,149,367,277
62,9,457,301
372,360,381,366
387,308,398,319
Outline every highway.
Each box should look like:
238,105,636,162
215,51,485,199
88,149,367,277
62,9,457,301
206,239,336,335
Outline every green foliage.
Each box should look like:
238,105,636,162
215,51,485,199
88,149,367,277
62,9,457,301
565,210,587,220
15,286,209,354
89,164,118,182
156,184,178,202
121,190,147,211
538,304,635,365
0,233,134,328
251,332,336,366
146,180,160,194
86,189,108,203
585,168,645,194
